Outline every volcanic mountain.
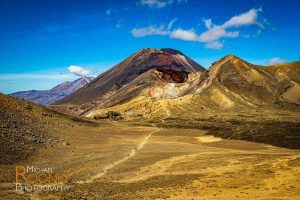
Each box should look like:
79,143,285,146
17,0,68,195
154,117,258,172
51,48,300,118
51,48,206,115
10,76,93,105
80,53,299,119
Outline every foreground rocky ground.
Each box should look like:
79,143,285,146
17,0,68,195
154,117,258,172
1,123,300,199
0,93,96,165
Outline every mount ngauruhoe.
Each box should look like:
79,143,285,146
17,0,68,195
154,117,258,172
51,48,206,114
51,48,300,118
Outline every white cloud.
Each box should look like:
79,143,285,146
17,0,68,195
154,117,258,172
197,25,239,42
131,8,264,50
223,8,263,28
140,0,173,8
140,0,187,8
170,29,198,41
204,19,212,29
204,41,224,50
68,65,92,76
268,57,285,65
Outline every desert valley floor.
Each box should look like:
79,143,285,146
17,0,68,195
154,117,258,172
1,122,300,200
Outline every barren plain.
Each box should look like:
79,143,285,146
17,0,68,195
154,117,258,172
1,121,300,200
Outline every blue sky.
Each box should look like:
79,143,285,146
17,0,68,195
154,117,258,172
0,0,300,93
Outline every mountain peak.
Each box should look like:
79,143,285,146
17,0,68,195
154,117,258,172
54,47,205,106
224,54,237,59
73,76,93,83
136,48,185,57
160,48,184,55
220,54,243,62
135,48,205,72
207,54,255,80
211,54,249,68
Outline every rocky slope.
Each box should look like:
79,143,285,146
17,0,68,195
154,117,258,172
0,93,82,164
10,76,93,105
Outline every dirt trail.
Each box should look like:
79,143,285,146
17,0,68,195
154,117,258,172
77,127,160,184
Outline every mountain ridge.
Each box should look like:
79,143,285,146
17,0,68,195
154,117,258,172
10,76,93,105
50,48,300,117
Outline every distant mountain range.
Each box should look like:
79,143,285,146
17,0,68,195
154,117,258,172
10,76,93,105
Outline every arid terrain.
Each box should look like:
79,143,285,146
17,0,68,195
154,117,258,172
1,48,300,199
1,121,300,199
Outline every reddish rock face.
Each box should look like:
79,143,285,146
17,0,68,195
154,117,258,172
160,69,188,83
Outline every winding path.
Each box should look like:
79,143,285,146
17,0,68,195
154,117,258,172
78,127,160,184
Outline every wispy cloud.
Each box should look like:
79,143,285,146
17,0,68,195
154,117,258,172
131,25,170,37
0,73,74,80
132,18,176,37
243,29,262,38
268,57,285,65
131,8,264,50
0,65,95,81
139,0,187,9
204,41,224,50
223,8,263,28
168,18,177,29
